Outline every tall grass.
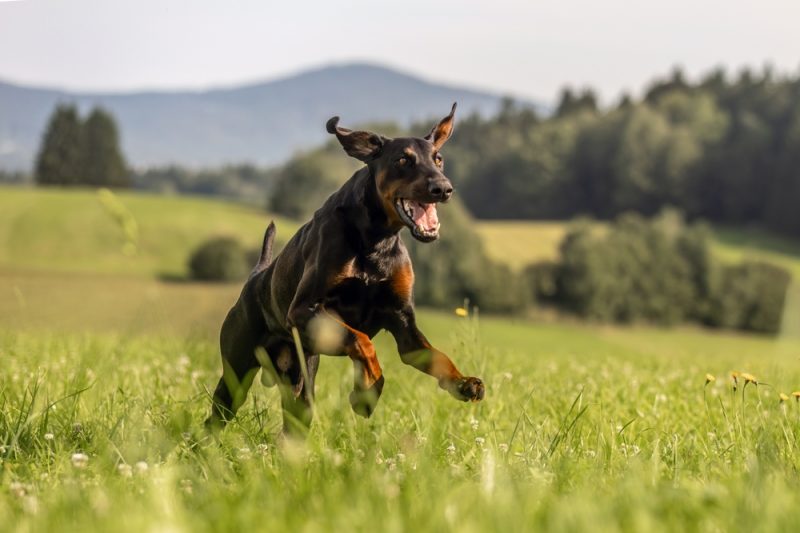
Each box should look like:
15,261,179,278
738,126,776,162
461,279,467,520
3,311,800,531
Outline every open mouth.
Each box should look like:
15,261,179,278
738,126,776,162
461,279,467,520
394,198,441,242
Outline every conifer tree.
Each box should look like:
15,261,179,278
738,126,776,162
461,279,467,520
34,104,84,185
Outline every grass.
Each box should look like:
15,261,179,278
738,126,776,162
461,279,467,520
0,185,298,278
3,310,800,532
475,221,575,271
4,185,800,531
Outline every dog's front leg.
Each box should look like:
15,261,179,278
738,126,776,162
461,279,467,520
316,308,384,418
286,274,384,417
388,307,484,402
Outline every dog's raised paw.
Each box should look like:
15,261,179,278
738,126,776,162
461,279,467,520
349,375,385,418
450,377,485,402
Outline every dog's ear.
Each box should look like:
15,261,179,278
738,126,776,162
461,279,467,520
425,102,457,150
326,117,384,162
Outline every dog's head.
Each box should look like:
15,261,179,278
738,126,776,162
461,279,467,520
326,103,457,243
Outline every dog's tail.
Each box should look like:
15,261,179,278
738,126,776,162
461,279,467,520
250,221,276,278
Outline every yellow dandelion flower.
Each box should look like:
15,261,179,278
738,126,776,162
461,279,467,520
792,391,800,401
705,373,716,385
780,393,790,403
741,373,757,385
455,307,468,317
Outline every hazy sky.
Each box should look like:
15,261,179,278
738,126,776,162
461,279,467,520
1,0,798,103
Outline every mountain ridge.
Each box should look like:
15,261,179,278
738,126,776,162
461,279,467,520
0,63,539,170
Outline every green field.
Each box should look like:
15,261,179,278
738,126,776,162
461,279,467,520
0,186,298,278
4,185,800,532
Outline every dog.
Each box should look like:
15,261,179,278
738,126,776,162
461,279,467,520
206,103,485,434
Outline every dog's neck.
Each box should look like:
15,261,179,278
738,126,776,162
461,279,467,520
333,166,403,253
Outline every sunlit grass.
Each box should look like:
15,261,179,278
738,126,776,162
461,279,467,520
0,185,298,278
3,311,800,531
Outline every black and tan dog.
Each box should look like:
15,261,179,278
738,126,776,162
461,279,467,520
206,103,484,433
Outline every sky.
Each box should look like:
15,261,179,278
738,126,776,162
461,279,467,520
0,0,798,103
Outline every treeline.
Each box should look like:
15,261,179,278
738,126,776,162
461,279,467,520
35,104,129,187
133,165,277,205
447,66,800,238
527,210,790,333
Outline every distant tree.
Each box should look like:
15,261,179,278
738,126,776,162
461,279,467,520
644,66,690,103
555,87,579,117
35,105,129,188
35,104,85,185
82,108,129,187
616,93,633,110
556,87,598,117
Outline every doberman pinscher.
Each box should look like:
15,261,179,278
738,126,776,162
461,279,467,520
206,103,485,433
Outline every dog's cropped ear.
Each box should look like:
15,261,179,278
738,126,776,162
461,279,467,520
326,117,384,162
425,102,457,150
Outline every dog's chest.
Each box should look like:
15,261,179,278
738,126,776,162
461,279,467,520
324,253,402,328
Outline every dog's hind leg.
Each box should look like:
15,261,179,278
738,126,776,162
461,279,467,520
272,342,320,436
205,301,263,429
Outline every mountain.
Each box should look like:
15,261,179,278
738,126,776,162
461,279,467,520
0,63,531,171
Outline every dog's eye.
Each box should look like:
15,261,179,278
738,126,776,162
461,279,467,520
434,154,444,166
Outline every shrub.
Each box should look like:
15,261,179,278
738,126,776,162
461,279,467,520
188,237,250,282
558,211,705,325
524,260,561,304
707,261,791,334
544,210,792,333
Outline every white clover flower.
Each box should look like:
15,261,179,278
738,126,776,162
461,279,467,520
238,447,252,460
475,437,485,447
9,482,26,497
71,453,89,468
134,461,149,474
117,464,133,478
43,433,54,441
446,443,456,455
498,443,509,453
256,444,270,456
470,417,479,431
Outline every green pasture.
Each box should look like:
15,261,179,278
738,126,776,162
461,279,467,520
0,186,297,278
3,185,800,531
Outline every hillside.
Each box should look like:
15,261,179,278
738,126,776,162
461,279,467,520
0,185,297,278
0,63,528,170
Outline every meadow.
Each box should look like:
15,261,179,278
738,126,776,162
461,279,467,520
3,186,800,532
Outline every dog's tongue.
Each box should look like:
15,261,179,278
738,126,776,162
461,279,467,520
413,202,438,230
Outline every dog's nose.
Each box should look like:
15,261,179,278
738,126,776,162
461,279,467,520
428,179,454,201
